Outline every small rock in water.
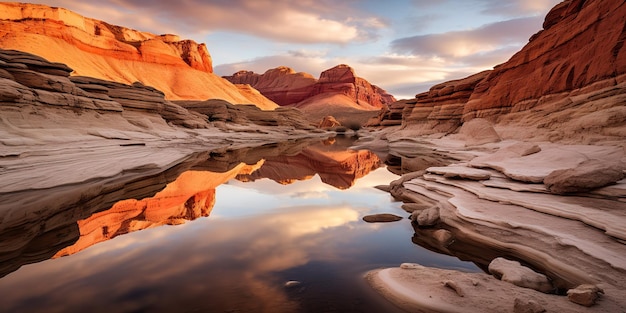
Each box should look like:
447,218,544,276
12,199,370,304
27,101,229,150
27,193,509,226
362,213,403,223
567,284,603,307
284,280,301,288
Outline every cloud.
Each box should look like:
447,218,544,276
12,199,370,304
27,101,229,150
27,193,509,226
411,0,561,17
390,16,543,59
477,0,563,16
38,0,387,44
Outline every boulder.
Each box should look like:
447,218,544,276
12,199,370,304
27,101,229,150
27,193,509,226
488,257,553,293
566,284,603,307
544,159,625,194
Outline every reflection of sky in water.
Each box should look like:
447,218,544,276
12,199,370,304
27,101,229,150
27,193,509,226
0,167,477,313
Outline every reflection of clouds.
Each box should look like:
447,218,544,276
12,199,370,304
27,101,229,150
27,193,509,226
0,205,361,312
291,191,330,199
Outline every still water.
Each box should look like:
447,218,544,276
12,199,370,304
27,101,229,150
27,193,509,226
0,138,477,313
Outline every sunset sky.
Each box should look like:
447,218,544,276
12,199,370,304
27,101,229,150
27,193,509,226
29,0,561,99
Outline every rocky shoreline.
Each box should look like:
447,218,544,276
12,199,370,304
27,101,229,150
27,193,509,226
354,128,626,312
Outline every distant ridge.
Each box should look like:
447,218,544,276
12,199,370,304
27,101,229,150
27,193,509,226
224,64,396,112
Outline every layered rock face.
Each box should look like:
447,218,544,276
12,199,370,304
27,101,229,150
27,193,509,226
464,0,626,120
0,48,312,135
373,0,626,142
369,71,490,132
0,2,278,109
224,64,396,111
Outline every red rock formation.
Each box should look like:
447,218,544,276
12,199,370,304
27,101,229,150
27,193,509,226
224,64,396,110
463,0,626,120
226,66,317,106
0,2,278,109
373,0,626,141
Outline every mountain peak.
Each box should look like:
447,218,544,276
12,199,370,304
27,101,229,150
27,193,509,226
224,64,395,110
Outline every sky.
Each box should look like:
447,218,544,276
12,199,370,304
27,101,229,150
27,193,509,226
28,0,561,99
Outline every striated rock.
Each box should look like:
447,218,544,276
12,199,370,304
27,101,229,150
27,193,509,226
224,64,396,112
470,142,623,184
544,159,625,194
488,257,553,293
362,213,404,223
426,166,492,181
177,99,316,130
0,2,278,108
567,284,603,307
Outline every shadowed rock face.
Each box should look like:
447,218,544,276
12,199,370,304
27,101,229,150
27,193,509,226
0,2,278,108
224,64,396,110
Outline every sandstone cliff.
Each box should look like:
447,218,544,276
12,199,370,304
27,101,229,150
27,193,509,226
0,2,278,109
224,64,396,111
373,0,626,143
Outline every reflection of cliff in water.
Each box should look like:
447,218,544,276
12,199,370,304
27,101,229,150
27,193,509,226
237,137,382,190
53,162,262,258
0,137,383,277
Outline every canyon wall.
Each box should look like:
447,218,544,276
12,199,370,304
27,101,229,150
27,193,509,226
0,2,278,109
372,0,626,143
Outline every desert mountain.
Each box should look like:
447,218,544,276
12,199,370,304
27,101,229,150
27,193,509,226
224,64,396,113
371,0,626,143
0,2,278,110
